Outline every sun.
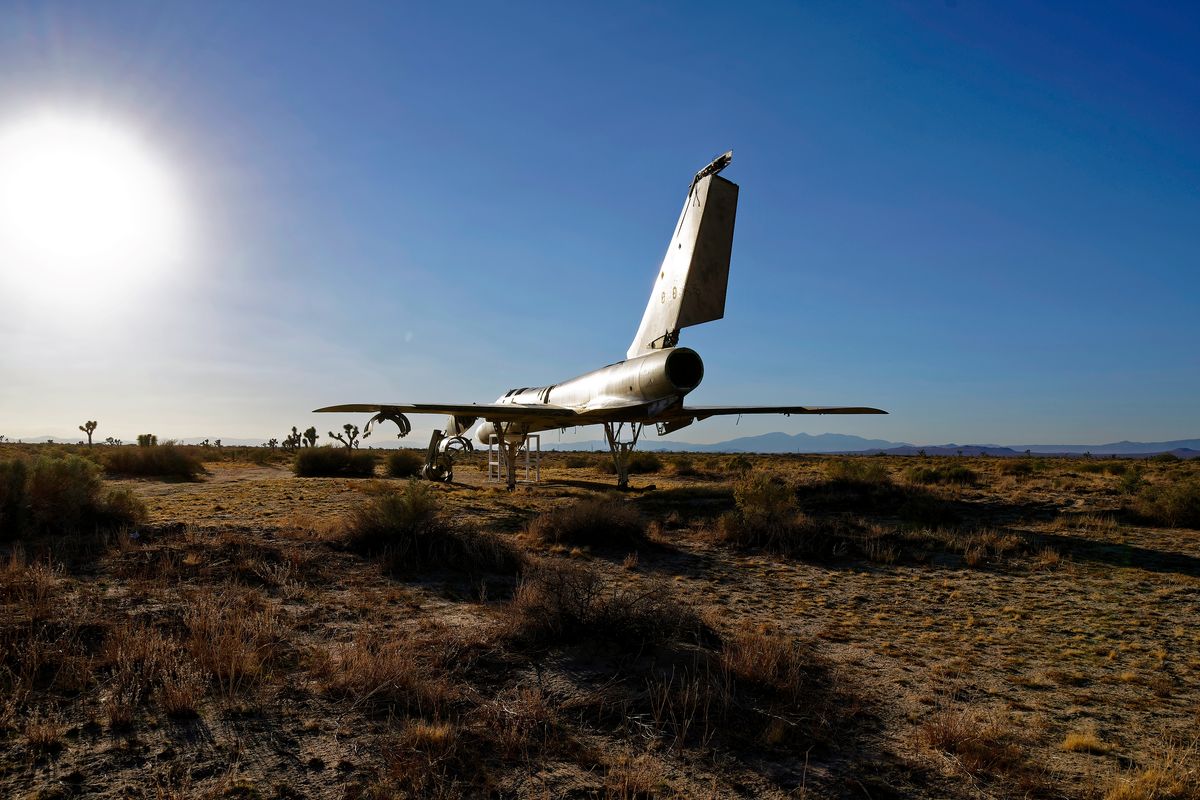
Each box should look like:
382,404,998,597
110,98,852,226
0,109,187,306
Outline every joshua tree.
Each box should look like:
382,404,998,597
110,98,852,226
105,437,122,446
282,427,302,451
214,439,221,448
329,423,361,451
200,439,210,448
302,427,319,448
137,434,158,447
265,438,279,450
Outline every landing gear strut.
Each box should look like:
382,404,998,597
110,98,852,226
420,429,473,483
485,420,530,491
603,422,644,490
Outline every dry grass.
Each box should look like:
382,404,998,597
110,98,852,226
183,587,282,697
1062,726,1111,754
1104,740,1200,799
311,628,459,716
504,560,709,652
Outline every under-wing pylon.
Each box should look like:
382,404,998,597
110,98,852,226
316,152,885,488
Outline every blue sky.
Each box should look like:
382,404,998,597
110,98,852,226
0,1,1196,445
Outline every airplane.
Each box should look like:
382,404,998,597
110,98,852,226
315,152,885,489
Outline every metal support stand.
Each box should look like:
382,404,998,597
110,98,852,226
603,422,643,489
487,430,540,490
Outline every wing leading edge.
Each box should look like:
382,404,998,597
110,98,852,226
314,402,886,426
313,402,579,425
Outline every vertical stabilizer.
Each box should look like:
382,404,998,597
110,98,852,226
627,152,739,360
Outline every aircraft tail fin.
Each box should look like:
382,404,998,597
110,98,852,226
627,151,739,360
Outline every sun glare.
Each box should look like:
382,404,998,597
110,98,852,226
0,110,187,307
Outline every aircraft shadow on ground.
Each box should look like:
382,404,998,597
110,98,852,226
1029,530,1200,578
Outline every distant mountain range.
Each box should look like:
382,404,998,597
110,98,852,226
545,432,1200,458
10,432,1199,458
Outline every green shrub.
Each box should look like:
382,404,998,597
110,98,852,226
0,459,29,537
823,459,890,485
672,456,701,477
1130,478,1200,529
294,447,377,478
725,454,754,474
1149,452,1181,463
716,473,852,558
527,496,645,547
2,455,145,537
386,450,424,478
906,464,978,486
1000,460,1033,476
1118,467,1145,495
563,454,594,469
105,445,204,480
344,480,521,573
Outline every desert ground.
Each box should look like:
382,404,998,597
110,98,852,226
2,442,1198,799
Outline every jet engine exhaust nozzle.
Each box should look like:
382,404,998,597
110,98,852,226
665,347,704,392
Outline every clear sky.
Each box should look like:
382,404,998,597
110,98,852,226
0,1,1197,446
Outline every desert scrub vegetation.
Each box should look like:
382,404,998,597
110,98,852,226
562,453,595,469
1127,476,1200,528
293,445,377,477
913,706,1046,789
0,454,145,538
104,443,204,480
504,561,855,753
342,479,522,574
385,448,424,478
526,495,646,547
715,472,868,559
906,463,978,486
1103,739,1200,800
599,450,662,475
823,457,890,485
311,624,469,717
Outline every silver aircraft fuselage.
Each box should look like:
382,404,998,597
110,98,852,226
468,347,704,443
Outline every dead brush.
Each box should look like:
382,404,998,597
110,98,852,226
100,620,175,727
23,707,66,755
155,659,208,718
1104,738,1200,800
603,753,669,799
313,629,458,716
1,621,92,701
0,548,60,620
527,495,646,547
374,719,485,798
504,560,710,652
471,685,566,759
915,706,1026,778
184,588,282,697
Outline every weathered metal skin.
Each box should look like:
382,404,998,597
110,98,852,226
474,347,704,444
